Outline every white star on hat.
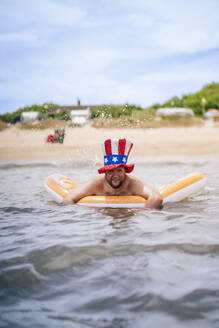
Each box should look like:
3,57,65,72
104,158,108,163
112,156,118,162
122,157,126,163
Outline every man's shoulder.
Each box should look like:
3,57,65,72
127,175,145,191
90,175,104,183
127,175,142,184
86,175,104,188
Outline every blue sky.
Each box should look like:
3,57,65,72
1,0,219,114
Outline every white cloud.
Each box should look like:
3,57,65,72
0,0,219,113
0,0,97,47
138,69,219,84
1,0,87,28
153,19,219,55
36,0,86,27
127,13,157,28
124,0,219,55
1,60,219,110
0,31,38,43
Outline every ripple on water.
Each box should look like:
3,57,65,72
1,157,219,327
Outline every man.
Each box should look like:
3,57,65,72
62,138,163,208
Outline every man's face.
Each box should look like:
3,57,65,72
105,166,126,189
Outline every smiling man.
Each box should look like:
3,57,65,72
62,138,163,208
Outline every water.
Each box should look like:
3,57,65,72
1,155,219,328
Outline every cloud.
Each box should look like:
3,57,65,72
0,0,86,28
0,31,38,44
124,0,219,55
0,0,98,48
1,58,218,111
0,0,219,113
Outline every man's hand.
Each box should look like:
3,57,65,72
62,195,75,204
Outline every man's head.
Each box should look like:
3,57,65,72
98,138,134,174
105,166,126,189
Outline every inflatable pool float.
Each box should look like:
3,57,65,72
44,172,206,208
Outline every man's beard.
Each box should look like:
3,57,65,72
105,175,125,189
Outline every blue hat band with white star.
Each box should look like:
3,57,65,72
104,155,128,166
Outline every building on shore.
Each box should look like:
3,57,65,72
48,100,101,125
48,99,101,117
20,111,40,122
156,107,194,116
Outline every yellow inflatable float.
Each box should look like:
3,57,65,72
44,172,206,208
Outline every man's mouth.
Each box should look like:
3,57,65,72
105,174,125,189
110,178,123,189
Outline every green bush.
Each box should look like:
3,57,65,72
152,82,219,116
91,104,143,119
54,110,71,121
0,103,57,124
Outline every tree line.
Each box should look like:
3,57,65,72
152,82,219,115
0,82,218,124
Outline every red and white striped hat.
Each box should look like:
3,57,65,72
98,138,134,174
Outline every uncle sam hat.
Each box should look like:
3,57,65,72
98,138,135,174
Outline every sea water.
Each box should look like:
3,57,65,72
0,155,219,328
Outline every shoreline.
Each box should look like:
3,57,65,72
0,124,219,162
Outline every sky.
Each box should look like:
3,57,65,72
0,0,219,114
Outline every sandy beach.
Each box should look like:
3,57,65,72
0,122,219,161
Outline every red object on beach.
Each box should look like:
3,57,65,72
47,135,55,143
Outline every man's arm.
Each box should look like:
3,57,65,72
131,178,163,209
142,183,163,208
62,177,100,204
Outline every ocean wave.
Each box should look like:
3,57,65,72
0,263,46,289
1,243,219,276
0,162,58,170
0,206,42,215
